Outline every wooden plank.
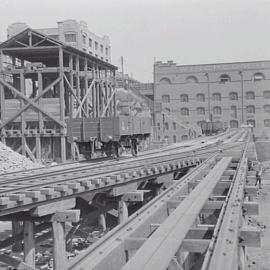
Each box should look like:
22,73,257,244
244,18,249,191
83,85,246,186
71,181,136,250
52,221,66,270
168,257,184,270
243,201,259,216
186,227,214,239
23,220,35,267
181,239,210,253
51,210,80,223
123,191,144,202
244,186,258,196
0,78,65,127
240,226,261,247
0,254,37,270
0,77,61,128
30,198,76,216
121,157,232,270
124,237,146,250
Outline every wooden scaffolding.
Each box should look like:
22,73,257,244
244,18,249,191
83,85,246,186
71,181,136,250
0,28,117,162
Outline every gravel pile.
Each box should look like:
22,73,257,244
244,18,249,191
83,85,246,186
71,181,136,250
0,142,42,174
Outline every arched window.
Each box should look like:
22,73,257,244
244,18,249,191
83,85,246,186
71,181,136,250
246,91,255,100
196,93,205,102
229,92,238,100
185,75,198,83
162,94,170,103
212,93,221,101
180,94,189,102
173,135,177,143
163,107,171,113
213,106,222,115
231,106,237,118
181,135,188,140
247,105,255,114
264,105,270,113
263,91,270,99
264,119,270,127
197,107,205,115
219,74,231,83
173,122,177,130
230,120,239,128
181,108,189,116
159,77,171,84
253,72,265,81
247,119,256,127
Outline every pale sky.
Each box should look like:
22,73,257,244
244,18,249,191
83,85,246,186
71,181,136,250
0,0,270,82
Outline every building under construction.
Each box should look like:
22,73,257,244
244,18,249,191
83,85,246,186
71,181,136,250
0,28,118,162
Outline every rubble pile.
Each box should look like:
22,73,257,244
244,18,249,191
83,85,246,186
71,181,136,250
0,142,42,174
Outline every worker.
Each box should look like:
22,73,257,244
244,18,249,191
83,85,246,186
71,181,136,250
255,165,263,189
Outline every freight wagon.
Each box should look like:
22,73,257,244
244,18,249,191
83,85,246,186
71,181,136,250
199,121,224,135
67,116,151,159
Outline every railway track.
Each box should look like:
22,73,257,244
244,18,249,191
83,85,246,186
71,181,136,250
65,132,257,270
0,131,244,216
0,130,237,181
0,129,256,270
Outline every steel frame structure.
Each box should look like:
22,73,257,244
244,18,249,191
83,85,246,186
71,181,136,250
0,28,117,162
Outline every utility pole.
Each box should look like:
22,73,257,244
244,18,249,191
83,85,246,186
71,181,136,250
239,70,244,124
121,56,124,89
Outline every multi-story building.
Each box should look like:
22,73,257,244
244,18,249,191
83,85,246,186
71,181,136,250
154,60,270,142
7,20,111,62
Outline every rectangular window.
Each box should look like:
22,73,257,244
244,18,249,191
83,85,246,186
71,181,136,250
95,41,98,50
65,33,76,42
89,38,92,47
100,45,104,53
164,122,169,130
106,47,108,55
82,35,86,44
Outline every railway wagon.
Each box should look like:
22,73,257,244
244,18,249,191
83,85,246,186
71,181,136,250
67,116,151,159
200,121,224,135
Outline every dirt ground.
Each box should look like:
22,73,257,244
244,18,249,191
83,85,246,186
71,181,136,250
245,170,270,270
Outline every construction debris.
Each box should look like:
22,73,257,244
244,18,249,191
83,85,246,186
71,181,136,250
0,142,42,174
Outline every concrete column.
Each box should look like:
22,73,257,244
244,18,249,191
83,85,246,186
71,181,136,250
52,221,66,270
23,220,35,267
118,200,128,223
12,221,22,252
98,213,107,231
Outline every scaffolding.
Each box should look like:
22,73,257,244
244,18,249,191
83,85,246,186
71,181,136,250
0,28,118,162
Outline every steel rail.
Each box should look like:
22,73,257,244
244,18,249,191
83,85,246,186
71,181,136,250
0,129,239,182
206,141,249,269
66,153,220,270
0,140,244,195
0,130,244,188
0,131,244,217
121,157,233,270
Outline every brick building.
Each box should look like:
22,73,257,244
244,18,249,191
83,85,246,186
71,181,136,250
154,60,270,142
7,20,111,62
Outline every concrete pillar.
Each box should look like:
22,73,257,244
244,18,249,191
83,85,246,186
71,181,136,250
12,221,22,252
118,200,128,223
23,220,35,267
52,221,66,270
98,213,107,231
